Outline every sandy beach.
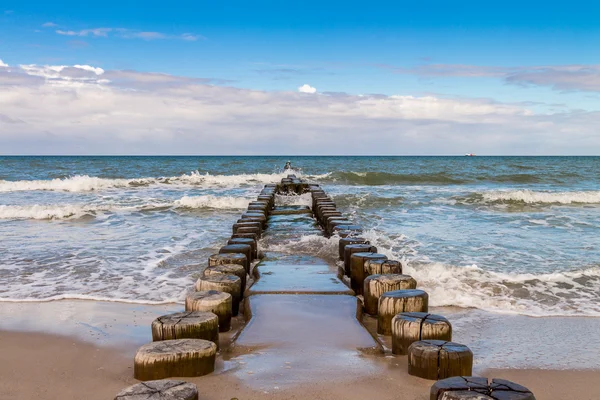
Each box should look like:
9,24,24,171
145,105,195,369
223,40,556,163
1,300,599,400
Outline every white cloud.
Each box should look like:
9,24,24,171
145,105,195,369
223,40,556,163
42,22,58,28
298,84,317,94
53,27,202,41
180,33,201,41
0,63,598,155
56,28,112,37
123,31,166,40
0,59,8,67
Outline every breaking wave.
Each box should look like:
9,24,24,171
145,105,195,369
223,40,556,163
0,171,329,192
174,195,253,209
316,171,465,185
456,190,600,205
262,230,600,316
0,195,253,220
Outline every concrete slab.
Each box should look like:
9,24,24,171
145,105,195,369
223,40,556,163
230,294,383,386
248,262,353,295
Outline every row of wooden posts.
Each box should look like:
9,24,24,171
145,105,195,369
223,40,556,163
115,183,278,399
114,176,535,400
311,183,536,400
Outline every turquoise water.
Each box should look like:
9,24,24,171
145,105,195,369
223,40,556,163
0,156,598,316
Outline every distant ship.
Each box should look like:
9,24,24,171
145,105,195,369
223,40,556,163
465,153,476,157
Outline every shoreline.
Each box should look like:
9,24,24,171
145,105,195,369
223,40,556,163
1,326,599,400
2,299,600,370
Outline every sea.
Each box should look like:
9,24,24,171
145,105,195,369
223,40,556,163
1,156,599,318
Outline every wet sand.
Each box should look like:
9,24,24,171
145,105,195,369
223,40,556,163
0,300,599,399
2,329,600,400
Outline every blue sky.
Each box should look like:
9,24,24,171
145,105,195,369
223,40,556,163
0,1,599,154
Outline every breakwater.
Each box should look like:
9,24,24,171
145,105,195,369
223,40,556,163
112,174,536,399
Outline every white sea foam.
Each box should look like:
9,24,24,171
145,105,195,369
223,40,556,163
353,228,600,316
0,195,253,220
266,228,600,317
0,171,329,193
0,204,110,220
475,190,600,205
0,294,182,305
274,193,313,207
174,195,252,209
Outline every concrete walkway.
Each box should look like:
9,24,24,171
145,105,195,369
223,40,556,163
230,205,382,387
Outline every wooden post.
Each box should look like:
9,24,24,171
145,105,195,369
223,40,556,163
231,232,258,241
234,226,261,237
339,237,369,260
114,380,198,400
219,244,252,271
378,289,429,335
363,274,417,315
232,221,262,236
208,253,247,273
344,244,377,276
185,290,232,332
326,218,351,234
241,212,267,228
227,238,257,260
391,312,452,355
349,252,388,294
331,224,362,237
204,263,247,293
151,311,219,349
430,377,536,400
134,339,217,380
195,275,242,316
364,259,402,275
408,340,473,380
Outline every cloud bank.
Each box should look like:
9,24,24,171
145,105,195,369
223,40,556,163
0,61,598,155
392,64,600,93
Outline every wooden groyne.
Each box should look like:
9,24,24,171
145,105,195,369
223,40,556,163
115,173,536,399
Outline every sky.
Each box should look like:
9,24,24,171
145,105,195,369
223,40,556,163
0,1,599,155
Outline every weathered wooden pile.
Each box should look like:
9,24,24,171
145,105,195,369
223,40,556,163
114,174,535,400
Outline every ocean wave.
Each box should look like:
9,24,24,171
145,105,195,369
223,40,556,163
0,204,111,220
264,230,600,316
457,190,600,205
358,229,600,316
0,171,317,192
331,193,405,209
404,262,600,316
0,195,253,220
316,171,466,185
0,294,182,305
174,195,253,209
